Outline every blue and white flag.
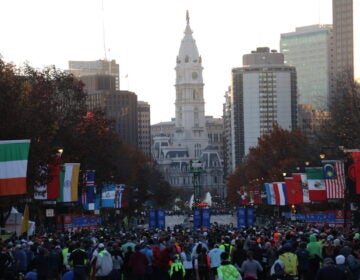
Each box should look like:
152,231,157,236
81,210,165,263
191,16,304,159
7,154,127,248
114,184,125,209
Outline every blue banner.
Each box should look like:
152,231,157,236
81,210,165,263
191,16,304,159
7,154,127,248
237,208,247,227
237,208,255,227
247,208,255,226
148,210,157,229
327,212,336,222
193,209,202,228
157,210,165,229
202,209,211,228
296,214,306,221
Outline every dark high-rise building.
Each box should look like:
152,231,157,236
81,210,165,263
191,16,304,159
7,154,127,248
86,90,138,147
332,0,359,82
137,101,151,157
68,59,138,148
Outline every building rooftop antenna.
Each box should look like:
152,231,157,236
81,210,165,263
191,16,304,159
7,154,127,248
101,0,108,61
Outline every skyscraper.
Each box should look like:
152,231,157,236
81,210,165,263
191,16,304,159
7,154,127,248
137,101,151,157
86,90,138,147
280,25,332,110
230,47,297,167
332,0,360,82
68,59,120,90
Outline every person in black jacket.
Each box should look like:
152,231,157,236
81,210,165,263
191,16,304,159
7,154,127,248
68,241,89,280
316,257,347,280
0,245,16,280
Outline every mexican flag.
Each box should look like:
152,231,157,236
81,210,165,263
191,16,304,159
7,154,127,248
0,140,31,196
58,163,80,202
306,167,327,201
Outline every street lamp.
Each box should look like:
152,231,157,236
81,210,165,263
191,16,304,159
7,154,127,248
189,160,204,209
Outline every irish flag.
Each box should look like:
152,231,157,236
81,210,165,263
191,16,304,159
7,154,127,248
0,140,31,196
58,163,80,202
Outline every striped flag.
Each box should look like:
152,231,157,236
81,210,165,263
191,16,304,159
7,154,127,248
322,160,346,199
350,151,360,194
58,163,80,202
265,182,287,205
306,167,326,201
81,170,95,204
114,184,125,208
81,170,95,210
0,140,30,196
99,184,116,208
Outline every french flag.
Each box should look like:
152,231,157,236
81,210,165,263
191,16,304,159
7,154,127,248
265,182,287,206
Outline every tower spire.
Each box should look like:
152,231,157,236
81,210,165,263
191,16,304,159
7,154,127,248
186,10,189,25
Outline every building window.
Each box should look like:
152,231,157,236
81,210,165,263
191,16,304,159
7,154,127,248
195,143,201,158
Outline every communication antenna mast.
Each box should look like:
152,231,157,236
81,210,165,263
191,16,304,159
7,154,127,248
101,0,108,61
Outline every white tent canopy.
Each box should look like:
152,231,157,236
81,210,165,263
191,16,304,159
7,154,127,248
5,207,35,236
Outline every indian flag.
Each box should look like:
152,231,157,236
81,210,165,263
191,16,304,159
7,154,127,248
58,163,80,202
0,140,31,196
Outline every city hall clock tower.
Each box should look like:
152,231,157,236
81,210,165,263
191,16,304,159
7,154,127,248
174,11,208,159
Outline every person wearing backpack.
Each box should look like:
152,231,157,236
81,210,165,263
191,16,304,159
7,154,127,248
195,246,211,280
169,254,186,280
219,237,234,262
270,259,285,280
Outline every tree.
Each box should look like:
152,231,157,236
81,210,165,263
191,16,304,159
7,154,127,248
316,70,360,151
226,162,248,205
226,124,315,205
0,60,89,225
0,59,176,229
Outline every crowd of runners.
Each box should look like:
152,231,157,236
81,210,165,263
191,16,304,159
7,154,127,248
0,218,360,280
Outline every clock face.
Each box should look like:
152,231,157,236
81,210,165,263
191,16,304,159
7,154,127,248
192,72,198,79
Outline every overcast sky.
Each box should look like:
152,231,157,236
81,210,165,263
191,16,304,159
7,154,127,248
0,0,332,124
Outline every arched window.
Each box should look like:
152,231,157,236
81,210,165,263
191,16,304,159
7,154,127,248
185,56,189,63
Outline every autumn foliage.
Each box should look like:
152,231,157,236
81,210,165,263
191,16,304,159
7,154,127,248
227,125,315,205
0,59,174,219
